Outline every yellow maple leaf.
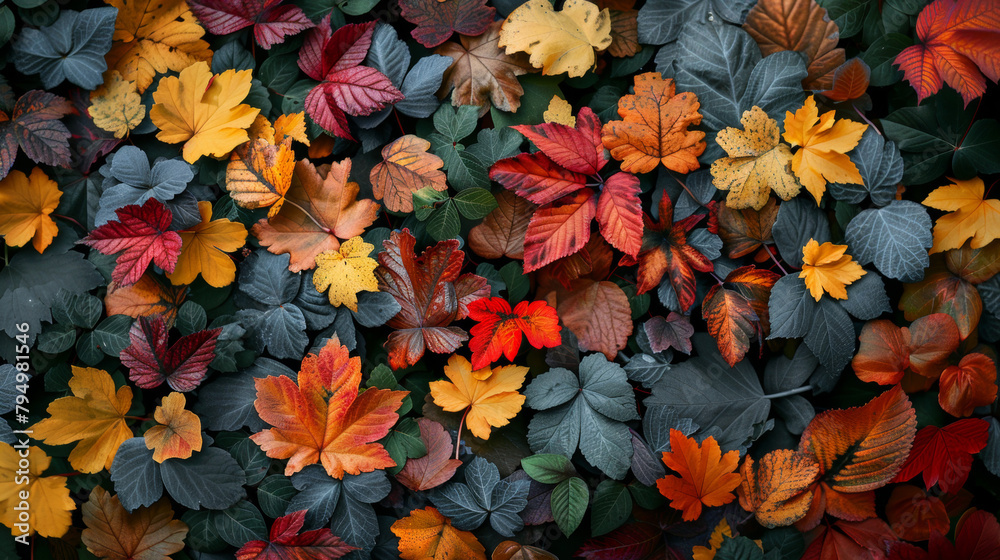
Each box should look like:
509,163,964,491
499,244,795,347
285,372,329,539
31,366,134,474
0,167,62,253
167,201,248,287
799,239,866,301
274,112,310,145
922,176,1000,254
543,95,576,127
144,392,202,463
782,95,866,205
225,137,295,218
150,61,260,164
711,106,801,210
692,519,733,560
428,354,528,440
90,71,146,138
498,0,612,78
0,443,75,538
312,236,379,312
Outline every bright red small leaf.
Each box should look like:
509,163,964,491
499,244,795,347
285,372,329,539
188,0,313,49
399,0,495,48
120,315,220,392
893,419,989,493
82,199,182,286
467,297,561,370
939,353,998,418
236,510,356,560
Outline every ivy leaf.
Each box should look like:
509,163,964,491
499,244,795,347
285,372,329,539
81,486,188,560
399,0,495,48
188,0,313,49
845,200,933,283
430,456,529,537
235,510,356,560
0,90,73,179
12,7,116,89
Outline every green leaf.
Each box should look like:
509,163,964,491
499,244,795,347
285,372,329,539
433,104,479,144
182,510,228,553
109,437,163,511
761,527,806,560
36,324,76,354
413,186,449,221
214,500,267,548
257,475,296,519
624,353,672,388
289,465,343,527
260,54,301,93
838,272,891,321
551,477,588,536
499,262,530,303
397,56,452,119
815,0,868,37
845,200,932,282
382,417,426,475
339,0,379,16
715,536,766,560
0,7,13,47
638,0,754,44
176,301,207,336
92,315,134,357
861,33,910,86
438,146,490,191
521,454,576,484
426,200,461,241
11,7,116,89
430,456,530,537
467,128,524,165
772,197,831,268
453,188,498,220
591,479,632,536
211,42,255,73
954,119,1000,178
768,274,816,340
804,297,854,377
491,75,563,128
235,252,308,360
51,290,102,329
195,358,295,432
216,432,271,486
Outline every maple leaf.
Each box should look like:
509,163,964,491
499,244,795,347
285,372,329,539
710,106,800,211
225,137,295,218
31,366,134,473
601,72,706,175
103,0,213,93
143,392,202,462
188,0,313,49
104,274,187,328
429,354,528,440
121,315,220,392
89,71,146,138
703,266,780,366
400,0,495,48
0,443,74,538
396,418,462,492
370,135,448,213
391,507,487,560
799,239,866,301
885,485,950,542
656,429,741,522
718,198,779,259
81,199,182,286
466,297,561,369
150,61,260,163
893,418,989,493
435,21,532,113
0,167,62,253
236,510,356,560
81,486,187,560
251,336,407,478
852,313,961,385
168,201,247,287
468,190,536,260
939,353,997,418
272,113,309,145
922,176,1000,253
739,449,821,528
643,312,694,354
0,90,73,179
894,0,1000,105
376,229,490,369
312,236,379,312
783,95,867,204
253,159,379,272
498,0,612,78
820,58,872,103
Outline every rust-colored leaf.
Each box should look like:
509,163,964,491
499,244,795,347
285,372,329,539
852,313,960,385
492,541,558,560
548,277,632,360
435,22,532,113
143,392,202,463
371,135,447,213
718,198,779,259
391,507,486,560
886,485,950,542
738,449,820,528
468,190,536,260
820,58,871,102
656,429,741,522
81,487,187,560
396,418,462,492
704,265,779,366
939,353,997,418
104,275,186,328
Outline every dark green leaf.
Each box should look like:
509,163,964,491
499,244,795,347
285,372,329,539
828,128,904,207
12,7,116,89
591,480,632,536
214,500,266,547
521,453,575,484
861,33,909,86
804,297,854,376
161,446,246,510
109,437,163,511
453,188,498,220
551,477,588,536
257,475,297,519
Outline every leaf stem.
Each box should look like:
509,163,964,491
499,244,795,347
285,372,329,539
393,108,407,136
671,172,703,208
763,385,813,399
710,272,725,285
766,246,789,275
853,105,880,135
281,199,331,233
455,407,470,461
53,214,85,231
125,415,152,422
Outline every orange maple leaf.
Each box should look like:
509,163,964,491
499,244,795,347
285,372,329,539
922,176,1000,254
250,336,407,479
143,392,202,463
783,95,866,204
0,167,62,253
656,429,741,521
167,201,248,288
391,507,486,560
798,239,866,301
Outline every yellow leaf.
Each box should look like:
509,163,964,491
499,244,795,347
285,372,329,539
313,236,379,312
247,114,276,143
150,62,260,164
144,392,202,463
90,71,146,138
922,176,1000,254
428,354,527,440
782,95,866,204
691,519,733,560
31,366,134,474
0,444,75,538
274,112,310,145
711,106,800,210
543,95,576,127
225,137,295,218
799,239,866,301
0,167,62,253
168,201,248,287
498,0,612,78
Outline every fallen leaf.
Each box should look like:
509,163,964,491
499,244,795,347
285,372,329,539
820,58,871,102
81,486,188,560
656,429,741,521
0,91,73,179
429,354,528,440
312,236,379,312
643,312,694,354
273,112,309,145
225,137,295,218
893,419,988,494
498,0,612,78
400,0,495,48
739,449,820,528
0,167,62,253
236,510,356,560
371,135,448,213
492,541,558,560
436,21,532,113
467,190,536,260
467,297,561,369
718,198,779,259
853,313,961,385
168,201,248,287
803,518,897,560
783,95,867,204
82,199,182,286
188,0,313,49
90,71,146,138
886,485,949,542
922,176,1000,254
543,96,576,127
939,353,997,417
396,418,463,492
551,277,633,359
121,315,220,392
704,266,779,366
144,392,203,462
593,0,638,58
799,239,866,301
0,444,75,538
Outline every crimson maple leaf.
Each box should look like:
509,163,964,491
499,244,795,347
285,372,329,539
298,20,404,140
893,418,989,493
466,297,561,370
236,510,356,560
120,315,220,392
188,0,313,49
490,107,643,272
81,199,182,286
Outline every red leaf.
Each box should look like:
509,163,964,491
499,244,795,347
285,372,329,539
853,313,961,385
893,419,989,493
188,0,313,49
643,313,693,354
821,58,871,102
396,418,462,492
399,0,496,48
489,152,587,206
236,510,356,560
804,519,897,560
120,315,220,392
703,285,758,367
939,353,997,417
635,193,713,311
576,523,661,560
0,90,73,179
82,199,182,286
954,509,1000,560
886,485,950,542
467,297,561,370
551,277,632,360
523,188,598,272
596,172,643,257
512,107,609,175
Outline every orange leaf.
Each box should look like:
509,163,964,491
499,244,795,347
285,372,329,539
549,277,632,360
702,266,779,366
820,58,871,102
104,275,186,328
656,429,741,522
783,96,866,204
144,392,202,463
391,507,486,560
468,190,536,260
371,135,448,213
466,297,561,370
168,201,247,287
428,354,527,440
601,72,706,174
718,198,779,259
802,519,897,560
225,137,295,218
636,193,714,309
922,176,1000,254
852,314,960,385
492,541,558,560
522,188,597,272
939,353,997,418
0,167,62,253
0,444,74,538
81,487,188,560
886,485,950,542
799,239,866,301
250,336,407,478
795,481,876,531
738,449,820,528
396,419,462,492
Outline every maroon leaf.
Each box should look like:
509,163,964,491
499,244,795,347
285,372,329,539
399,0,496,48
643,313,693,354
188,0,313,49
577,522,662,560
0,90,73,179
82,199,183,286
121,316,221,392
396,418,462,492
236,510,356,560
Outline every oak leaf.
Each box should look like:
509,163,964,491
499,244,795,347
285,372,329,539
312,236,379,312
81,486,188,560
0,90,73,179
81,199,182,286
143,392,203,462
852,313,961,385
121,315,220,392
429,354,528,440
90,71,146,138
396,418,462,492
188,0,313,49
0,167,62,253
656,429,741,522
922,176,1000,254
435,21,532,113
783,95,866,204
467,190,536,260
400,0,495,48
391,507,487,560
498,0,612,78
168,201,248,287
225,137,295,218
893,419,988,494
738,450,821,528
371,135,448,213
0,444,74,538
467,297,561,370
799,239,866,301
939,353,997,418
235,510,356,560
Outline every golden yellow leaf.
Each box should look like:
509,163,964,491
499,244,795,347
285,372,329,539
799,239,866,301
922,176,1000,254
428,354,527,440
0,167,62,253
691,519,734,560
150,62,260,164
274,112,310,145
31,366,134,474
90,71,146,138
246,114,275,143
371,135,447,213
498,0,612,78
782,95,866,204
225,137,295,218
144,392,202,463
711,106,800,210
0,443,75,538
168,201,248,287
543,95,576,127
312,236,379,312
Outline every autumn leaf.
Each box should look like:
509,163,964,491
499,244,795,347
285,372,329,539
253,159,379,272
711,106,800,210
168,201,248,287
31,366,133,473
435,21,532,113
188,0,313,49
0,167,62,252
803,518,897,560
396,418,463,492
739,449,821,528
498,0,612,78
104,275,187,328
718,198,779,259
312,236,379,312
493,541,559,560
643,312,694,354
656,429,741,522
703,266,780,366
922,176,1000,254
467,190,536,260
939,353,998,418
799,239,866,301
466,297,561,370
548,277,633,360
576,523,662,560
885,485,950,542
783,95,867,204
391,507,487,560
820,58,871,102
236,510,356,560
852,313,961,385
399,0,495,48
82,199,183,286
143,392,202,462
0,90,73,179
429,354,528,440
0,444,74,538
371,135,448,213
273,113,309,145
893,419,988,494
81,486,188,560
543,96,576,127
121,315,220,392
225,137,295,218
251,336,407,478
593,0,638,58
151,61,260,163
90,71,146,138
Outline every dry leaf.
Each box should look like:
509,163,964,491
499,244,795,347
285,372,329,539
656,429,741,522
467,190,536,260
396,418,463,492
543,96,576,126
143,392,202,463
498,0,612,78
739,450,820,528
435,21,532,113
922,176,1000,254
168,201,248,287
799,238,866,301
371,135,448,213
225,137,295,218
90,71,146,138
782,95,866,204
428,354,528,440
0,443,74,538
0,167,62,253
391,507,487,560
81,487,188,560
